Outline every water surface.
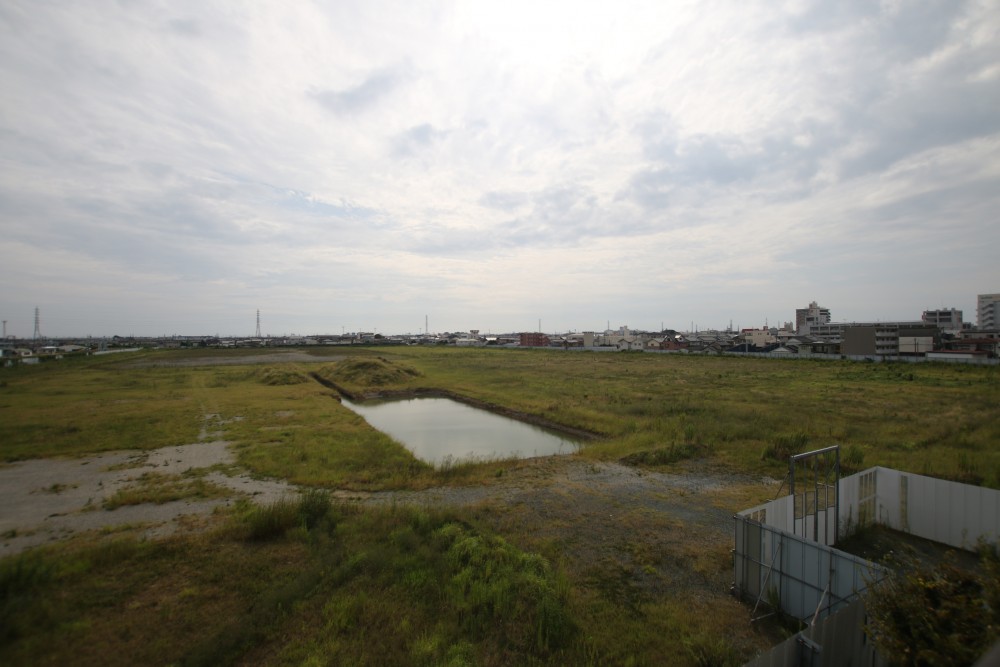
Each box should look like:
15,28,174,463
341,396,579,466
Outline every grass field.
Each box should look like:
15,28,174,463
321,347,1000,486
1,346,997,665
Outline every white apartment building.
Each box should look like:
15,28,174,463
978,293,1000,329
795,301,831,335
922,308,963,330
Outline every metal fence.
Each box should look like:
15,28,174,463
733,516,883,623
741,466,1000,550
743,598,885,667
736,465,1000,664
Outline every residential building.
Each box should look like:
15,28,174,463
795,301,831,335
519,332,550,347
922,308,963,330
841,324,937,356
740,327,777,348
944,337,999,358
978,293,1000,329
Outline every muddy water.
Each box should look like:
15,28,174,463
340,396,579,466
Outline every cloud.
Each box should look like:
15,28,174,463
0,1,997,335
312,65,412,115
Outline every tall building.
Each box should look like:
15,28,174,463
978,293,1000,329
922,308,963,330
795,301,831,335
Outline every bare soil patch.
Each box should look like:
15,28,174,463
0,435,300,557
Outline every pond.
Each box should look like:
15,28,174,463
340,396,580,467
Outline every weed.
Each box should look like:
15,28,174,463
620,442,702,466
760,433,809,462
843,444,865,472
241,497,302,541
240,491,335,541
0,551,53,599
297,489,333,530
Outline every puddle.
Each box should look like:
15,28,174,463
340,396,580,466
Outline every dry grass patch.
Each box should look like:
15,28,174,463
103,471,234,510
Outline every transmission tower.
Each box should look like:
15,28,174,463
33,307,41,340
255,309,261,338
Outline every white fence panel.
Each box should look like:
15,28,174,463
743,599,886,667
880,468,1000,549
733,517,883,622
741,466,1000,551
737,465,999,662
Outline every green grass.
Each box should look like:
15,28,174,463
19,347,986,663
0,354,202,460
368,348,1000,486
3,347,998,488
2,346,995,666
0,502,585,667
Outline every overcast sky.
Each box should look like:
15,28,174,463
2,1,999,337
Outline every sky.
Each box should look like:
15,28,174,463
2,1,999,338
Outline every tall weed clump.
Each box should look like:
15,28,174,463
760,433,810,462
240,490,335,540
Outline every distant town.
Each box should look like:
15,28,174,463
3,293,999,364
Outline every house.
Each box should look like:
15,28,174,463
644,338,667,350
798,339,841,355
614,337,644,351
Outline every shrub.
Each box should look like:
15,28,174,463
864,548,1000,665
439,523,576,653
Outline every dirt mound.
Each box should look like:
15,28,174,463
256,367,307,386
316,357,422,387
